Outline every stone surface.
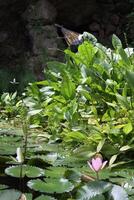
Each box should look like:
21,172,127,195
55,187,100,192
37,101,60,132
23,0,57,23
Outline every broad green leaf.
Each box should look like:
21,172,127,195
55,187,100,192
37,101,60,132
112,169,134,178
116,94,129,108
109,184,128,200
63,131,86,143
47,61,67,74
76,181,112,200
5,165,44,178
61,75,75,100
0,189,21,200
27,178,74,193
123,122,133,134
112,34,122,50
109,154,118,167
118,48,131,65
43,152,58,164
45,167,66,178
96,139,105,152
126,71,134,89
82,32,97,44
28,109,42,116
120,145,131,151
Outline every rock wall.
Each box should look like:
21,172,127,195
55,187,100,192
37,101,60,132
0,0,133,84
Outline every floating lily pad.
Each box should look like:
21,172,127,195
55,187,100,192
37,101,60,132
110,184,128,200
5,165,44,178
27,177,74,193
76,181,112,200
45,167,66,178
0,189,21,200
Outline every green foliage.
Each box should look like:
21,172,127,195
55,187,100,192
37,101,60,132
5,165,44,178
76,181,129,200
27,178,74,194
0,189,21,200
76,181,112,200
0,67,36,94
109,184,128,200
0,34,134,199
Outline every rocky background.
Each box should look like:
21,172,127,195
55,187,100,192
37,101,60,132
0,0,133,91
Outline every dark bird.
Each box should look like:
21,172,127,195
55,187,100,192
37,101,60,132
55,24,83,52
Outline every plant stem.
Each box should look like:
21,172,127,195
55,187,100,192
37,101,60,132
23,132,28,161
19,163,23,191
96,172,99,180
23,121,28,161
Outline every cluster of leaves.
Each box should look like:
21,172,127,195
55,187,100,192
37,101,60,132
0,34,134,199
1,139,134,200
21,34,134,162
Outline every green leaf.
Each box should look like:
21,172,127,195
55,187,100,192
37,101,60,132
61,75,75,100
118,48,131,65
112,169,134,179
116,94,129,108
76,181,112,200
5,165,44,178
0,189,21,200
109,155,118,167
27,178,74,194
96,139,105,152
35,195,56,200
28,109,42,116
126,71,134,89
123,122,133,134
112,34,122,50
109,184,128,200
47,61,67,75
120,145,131,151
45,167,66,178
63,131,86,143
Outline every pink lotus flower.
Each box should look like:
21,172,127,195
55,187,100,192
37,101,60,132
87,155,107,172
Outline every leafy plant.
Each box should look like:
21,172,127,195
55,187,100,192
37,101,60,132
0,33,134,199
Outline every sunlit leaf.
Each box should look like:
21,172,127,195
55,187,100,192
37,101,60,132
45,167,66,178
0,189,21,200
27,178,74,193
5,165,44,178
112,34,122,50
96,139,105,152
120,145,132,151
109,154,118,167
76,181,112,200
123,122,133,134
109,184,128,200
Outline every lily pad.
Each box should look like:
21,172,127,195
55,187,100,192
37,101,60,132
0,189,21,200
76,181,112,200
5,165,44,178
27,177,74,193
45,167,66,178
